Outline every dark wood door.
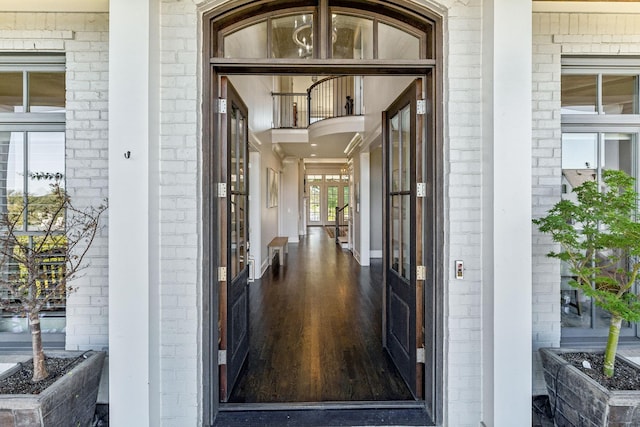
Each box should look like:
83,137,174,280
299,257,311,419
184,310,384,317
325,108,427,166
219,76,250,402
383,79,424,399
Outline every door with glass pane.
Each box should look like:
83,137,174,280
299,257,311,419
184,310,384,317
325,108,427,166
383,79,424,398
561,131,637,339
307,174,322,226
218,77,250,401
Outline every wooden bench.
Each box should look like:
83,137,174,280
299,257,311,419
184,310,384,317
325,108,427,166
268,236,289,266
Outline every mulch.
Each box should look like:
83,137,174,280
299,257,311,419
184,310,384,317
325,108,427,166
0,356,84,394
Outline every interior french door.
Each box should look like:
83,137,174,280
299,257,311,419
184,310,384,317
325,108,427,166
382,78,425,399
218,76,250,402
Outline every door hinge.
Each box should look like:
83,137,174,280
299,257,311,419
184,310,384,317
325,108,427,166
218,350,227,365
417,347,425,364
416,99,427,115
216,98,227,114
416,265,426,280
217,183,227,198
416,182,426,198
218,266,227,282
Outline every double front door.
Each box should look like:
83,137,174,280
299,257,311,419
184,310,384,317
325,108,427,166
212,76,434,420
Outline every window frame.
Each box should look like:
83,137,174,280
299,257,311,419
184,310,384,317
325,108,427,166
0,54,67,326
217,4,430,60
560,56,640,341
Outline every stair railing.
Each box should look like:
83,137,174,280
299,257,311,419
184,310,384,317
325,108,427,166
335,204,349,244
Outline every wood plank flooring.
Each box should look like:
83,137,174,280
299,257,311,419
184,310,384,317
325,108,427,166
228,227,412,403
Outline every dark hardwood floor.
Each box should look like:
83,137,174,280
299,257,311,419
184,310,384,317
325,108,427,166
228,227,412,403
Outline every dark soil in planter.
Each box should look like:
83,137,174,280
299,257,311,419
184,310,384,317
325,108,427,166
0,356,84,394
563,352,640,391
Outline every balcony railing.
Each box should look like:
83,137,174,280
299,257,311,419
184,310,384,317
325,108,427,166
272,76,363,129
272,92,308,129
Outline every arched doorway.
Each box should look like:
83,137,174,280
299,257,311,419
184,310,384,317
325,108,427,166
201,2,443,425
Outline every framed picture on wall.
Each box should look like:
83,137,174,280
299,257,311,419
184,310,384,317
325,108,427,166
268,167,278,208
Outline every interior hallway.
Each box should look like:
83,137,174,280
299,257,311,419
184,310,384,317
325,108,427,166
229,227,412,403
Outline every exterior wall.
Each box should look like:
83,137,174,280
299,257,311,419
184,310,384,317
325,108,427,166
439,0,484,424
531,10,640,396
159,1,200,425
0,12,110,351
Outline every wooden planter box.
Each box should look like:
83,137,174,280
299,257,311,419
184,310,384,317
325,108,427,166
0,351,105,427
540,347,640,427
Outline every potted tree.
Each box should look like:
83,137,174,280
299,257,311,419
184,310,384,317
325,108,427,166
534,169,640,426
0,180,107,426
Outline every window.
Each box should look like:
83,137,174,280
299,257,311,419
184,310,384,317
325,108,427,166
560,57,640,339
219,5,430,60
0,55,66,334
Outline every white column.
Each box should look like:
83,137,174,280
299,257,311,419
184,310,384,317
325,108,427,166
108,0,159,425
481,0,532,426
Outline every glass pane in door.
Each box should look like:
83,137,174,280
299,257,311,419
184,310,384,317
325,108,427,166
327,186,338,222
343,186,349,221
309,185,320,221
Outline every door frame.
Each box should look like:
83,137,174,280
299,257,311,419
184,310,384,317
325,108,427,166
203,66,443,427
202,5,444,427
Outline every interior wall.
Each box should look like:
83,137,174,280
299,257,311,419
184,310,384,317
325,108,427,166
362,76,415,146
281,159,300,243
370,146,383,256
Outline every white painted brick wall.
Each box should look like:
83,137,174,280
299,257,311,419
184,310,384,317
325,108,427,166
532,11,640,396
0,13,109,351
160,1,200,426
439,0,483,424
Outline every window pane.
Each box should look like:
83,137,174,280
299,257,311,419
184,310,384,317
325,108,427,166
391,195,400,273
272,14,313,59
602,75,637,114
560,132,636,332
401,194,410,280
309,185,320,221
224,21,268,59
28,72,65,113
325,174,340,183
0,72,23,113
378,22,419,60
604,133,633,175
230,110,237,192
327,186,338,222
307,174,323,183
332,14,373,60
390,112,400,192
561,75,597,114
27,132,65,232
343,186,349,221
0,132,25,227
401,105,411,192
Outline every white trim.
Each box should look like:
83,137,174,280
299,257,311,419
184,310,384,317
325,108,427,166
533,1,640,14
0,0,109,12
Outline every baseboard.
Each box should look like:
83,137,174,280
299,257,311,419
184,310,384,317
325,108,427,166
370,250,382,258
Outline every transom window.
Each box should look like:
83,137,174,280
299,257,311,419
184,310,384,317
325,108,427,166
560,57,640,340
219,5,429,60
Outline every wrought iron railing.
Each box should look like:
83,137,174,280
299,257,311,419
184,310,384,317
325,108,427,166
271,92,308,128
334,204,349,244
271,76,363,129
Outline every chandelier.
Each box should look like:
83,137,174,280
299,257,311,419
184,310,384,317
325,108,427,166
292,14,337,58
